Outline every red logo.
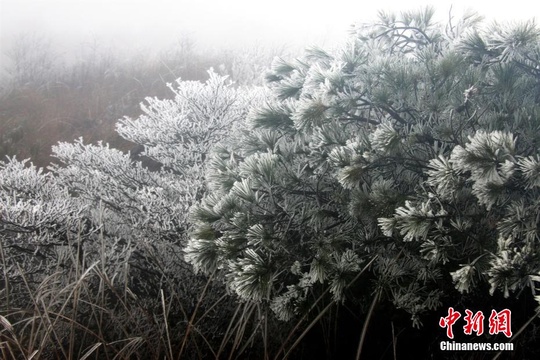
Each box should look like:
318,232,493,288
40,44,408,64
440,308,512,338
439,307,461,339
488,309,512,338
463,309,484,336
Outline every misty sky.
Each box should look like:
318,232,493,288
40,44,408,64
1,0,539,57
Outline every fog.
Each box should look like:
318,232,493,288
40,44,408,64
2,0,539,61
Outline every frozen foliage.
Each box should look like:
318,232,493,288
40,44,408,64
186,8,540,330
1,158,76,238
117,69,263,177
1,157,79,288
51,139,189,238
1,71,265,358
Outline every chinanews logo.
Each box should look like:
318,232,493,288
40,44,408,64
438,308,514,352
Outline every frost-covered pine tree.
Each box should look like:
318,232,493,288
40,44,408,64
186,9,540,351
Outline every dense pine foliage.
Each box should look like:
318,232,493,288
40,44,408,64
189,6,540,328
3,8,540,359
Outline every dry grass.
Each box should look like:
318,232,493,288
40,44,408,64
0,207,299,360
0,222,376,359
0,228,230,359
